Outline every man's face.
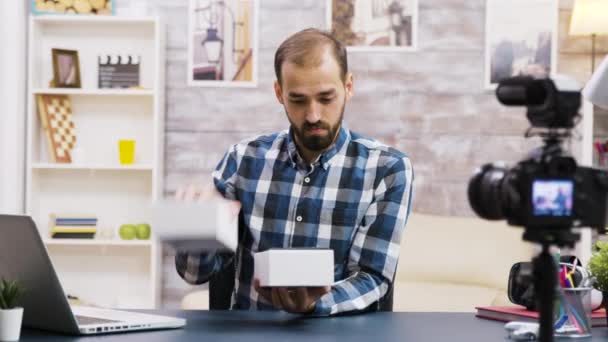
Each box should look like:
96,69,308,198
274,49,353,152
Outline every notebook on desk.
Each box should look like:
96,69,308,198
475,305,607,327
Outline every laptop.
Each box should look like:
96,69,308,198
0,214,186,335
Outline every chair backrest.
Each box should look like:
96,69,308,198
208,252,236,310
377,280,394,312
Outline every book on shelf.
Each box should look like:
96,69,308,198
50,226,97,239
475,305,607,327
50,214,97,225
54,218,98,226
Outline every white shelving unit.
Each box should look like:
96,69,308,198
576,100,595,265
25,15,166,309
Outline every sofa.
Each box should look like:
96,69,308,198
181,213,535,312
393,213,534,312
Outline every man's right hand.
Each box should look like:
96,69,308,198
174,184,241,220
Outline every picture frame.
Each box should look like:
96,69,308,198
52,48,81,88
484,0,558,89
187,0,259,88
31,0,115,15
326,0,418,52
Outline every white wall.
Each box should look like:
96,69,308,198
0,1,27,214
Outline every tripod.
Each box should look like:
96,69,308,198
523,228,580,342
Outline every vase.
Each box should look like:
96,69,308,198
0,307,23,342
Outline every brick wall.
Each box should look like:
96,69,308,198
116,0,608,307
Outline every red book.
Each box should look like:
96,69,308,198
475,305,607,327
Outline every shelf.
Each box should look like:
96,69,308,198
32,163,154,171
32,15,158,25
44,239,153,247
32,88,155,96
27,14,164,310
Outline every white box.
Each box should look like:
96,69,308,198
254,249,334,287
149,199,238,252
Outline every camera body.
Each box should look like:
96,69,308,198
468,75,608,237
470,153,608,231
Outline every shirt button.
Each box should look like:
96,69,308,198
296,216,303,222
304,177,310,183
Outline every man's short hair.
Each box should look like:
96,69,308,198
274,28,348,85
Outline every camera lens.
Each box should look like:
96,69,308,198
468,163,509,220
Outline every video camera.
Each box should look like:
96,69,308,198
467,73,608,342
467,75,608,246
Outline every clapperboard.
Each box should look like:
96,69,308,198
98,54,141,88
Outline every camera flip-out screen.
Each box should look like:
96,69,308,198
532,180,573,217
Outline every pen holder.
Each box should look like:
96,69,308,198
553,287,592,338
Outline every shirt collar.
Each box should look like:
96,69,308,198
286,126,350,171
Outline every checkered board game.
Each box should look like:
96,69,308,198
36,94,76,163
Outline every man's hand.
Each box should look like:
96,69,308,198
254,278,331,314
174,184,241,220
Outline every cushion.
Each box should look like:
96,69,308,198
393,280,501,312
396,213,534,290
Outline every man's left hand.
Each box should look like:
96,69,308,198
254,279,330,314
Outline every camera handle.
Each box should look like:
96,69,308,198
532,243,556,342
523,228,579,342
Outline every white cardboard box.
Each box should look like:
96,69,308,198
254,249,334,287
149,200,238,252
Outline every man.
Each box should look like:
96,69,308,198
176,28,413,316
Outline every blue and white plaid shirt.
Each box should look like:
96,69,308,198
176,126,414,316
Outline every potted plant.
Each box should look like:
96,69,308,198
588,241,608,327
0,279,25,342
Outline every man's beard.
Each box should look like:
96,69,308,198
288,103,345,152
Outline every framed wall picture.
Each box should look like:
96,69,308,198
31,0,114,15
484,0,558,89
188,0,259,87
52,48,81,88
327,0,418,52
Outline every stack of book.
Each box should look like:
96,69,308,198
49,215,98,239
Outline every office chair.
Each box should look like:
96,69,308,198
208,252,236,310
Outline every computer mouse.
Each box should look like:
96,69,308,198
505,321,539,332
510,328,538,341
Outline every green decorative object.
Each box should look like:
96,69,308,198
588,241,608,292
119,224,136,240
135,223,151,240
588,240,608,327
0,279,24,310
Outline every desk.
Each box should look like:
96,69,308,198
20,310,608,341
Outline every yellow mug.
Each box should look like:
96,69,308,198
118,140,135,165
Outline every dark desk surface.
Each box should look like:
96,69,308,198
20,310,608,342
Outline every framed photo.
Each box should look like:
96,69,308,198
484,0,558,89
326,0,418,52
31,0,114,15
188,0,259,87
52,48,81,88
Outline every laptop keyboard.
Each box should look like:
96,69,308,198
75,315,122,325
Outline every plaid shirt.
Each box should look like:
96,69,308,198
175,126,414,316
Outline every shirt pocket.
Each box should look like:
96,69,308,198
316,207,359,267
